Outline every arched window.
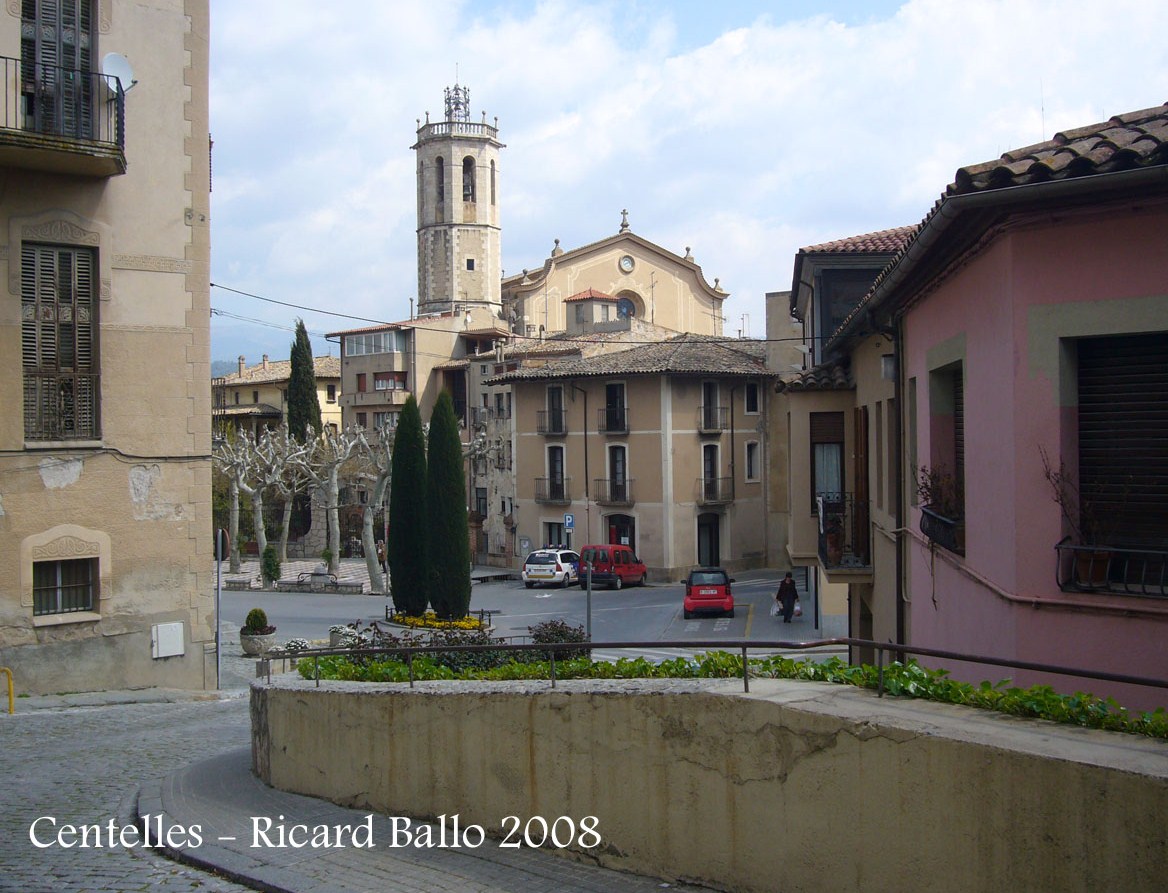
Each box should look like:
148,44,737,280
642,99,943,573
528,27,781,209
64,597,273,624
463,156,476,202
490,160,496,205
436,157,445,202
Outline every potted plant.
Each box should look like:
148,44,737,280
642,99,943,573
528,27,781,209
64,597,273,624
1040,447,1116,586
916,465,965,553
240,607,277,655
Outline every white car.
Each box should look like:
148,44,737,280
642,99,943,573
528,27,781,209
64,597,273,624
522,549,580,589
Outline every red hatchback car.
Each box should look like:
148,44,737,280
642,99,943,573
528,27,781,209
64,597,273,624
683,567,735,618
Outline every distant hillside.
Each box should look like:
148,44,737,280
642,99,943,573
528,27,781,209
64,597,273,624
211,359,238,378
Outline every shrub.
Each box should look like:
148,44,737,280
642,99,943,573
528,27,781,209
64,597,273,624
243,607,275,635
261,545,281,584
527,619,590,661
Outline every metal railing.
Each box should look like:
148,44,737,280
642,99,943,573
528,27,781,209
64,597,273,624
594,478,634,505
697,476,733,504
597,406,628,434
697,405,728,433
536,409,567,436
1055,538,1168,598
264,636,1168,700
534,477,570,503
1,55,124,148
23,372,100,441
817,493,872,569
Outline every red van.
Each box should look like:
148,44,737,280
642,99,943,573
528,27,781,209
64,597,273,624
579,544,648,590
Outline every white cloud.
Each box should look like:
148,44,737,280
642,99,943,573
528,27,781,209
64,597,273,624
210,0,1168,361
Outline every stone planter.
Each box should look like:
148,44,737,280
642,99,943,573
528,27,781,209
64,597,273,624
240,631,277,656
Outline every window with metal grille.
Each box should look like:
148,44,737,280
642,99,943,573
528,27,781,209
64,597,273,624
33,557,96,616
22,243,99,440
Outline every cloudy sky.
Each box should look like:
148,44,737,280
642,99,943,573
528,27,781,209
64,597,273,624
208,0,1167,366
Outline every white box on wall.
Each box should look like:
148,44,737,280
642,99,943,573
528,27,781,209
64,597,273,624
152,622,185,659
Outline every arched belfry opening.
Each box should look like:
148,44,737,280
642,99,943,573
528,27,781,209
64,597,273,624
414,82,504,316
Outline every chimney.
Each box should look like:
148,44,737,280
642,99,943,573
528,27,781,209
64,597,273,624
262,354,269,370
238,355,245,375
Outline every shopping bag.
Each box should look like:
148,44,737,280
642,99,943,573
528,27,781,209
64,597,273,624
769,601,780,617
793,599,803,618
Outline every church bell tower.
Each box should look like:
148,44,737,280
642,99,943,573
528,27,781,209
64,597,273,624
413,84,504,317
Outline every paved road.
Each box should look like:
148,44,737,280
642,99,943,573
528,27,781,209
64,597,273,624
0,696,255,893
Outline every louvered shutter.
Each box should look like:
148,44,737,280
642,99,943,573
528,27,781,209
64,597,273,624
1078,333,1168,548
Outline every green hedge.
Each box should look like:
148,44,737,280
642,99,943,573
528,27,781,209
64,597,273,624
296,651,1167,739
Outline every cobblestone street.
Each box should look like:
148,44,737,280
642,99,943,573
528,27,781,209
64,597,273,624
0,695,254,893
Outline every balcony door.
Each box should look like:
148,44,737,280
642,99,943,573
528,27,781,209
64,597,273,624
547,445,565,501
547,385,564,434
703,443,719,500
22,0,96,139
609,444,627,502
605,382,625,431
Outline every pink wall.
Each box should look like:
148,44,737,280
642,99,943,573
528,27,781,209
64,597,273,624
904,204,1168,711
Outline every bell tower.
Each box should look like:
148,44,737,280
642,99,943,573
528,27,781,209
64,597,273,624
413,84,504,317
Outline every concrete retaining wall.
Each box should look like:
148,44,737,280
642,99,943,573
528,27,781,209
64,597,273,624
251,677,1168,892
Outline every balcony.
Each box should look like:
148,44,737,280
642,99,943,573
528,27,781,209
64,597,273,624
343,389,410,408
1055,538,1168,598
24,371,100,441
598,406,628,434
697,405,727,434
0,56,126,176
920,506,965,556
534,477,571,504
536,409,567,436
818,494,873,575
594,478,634,506
696,476,733,505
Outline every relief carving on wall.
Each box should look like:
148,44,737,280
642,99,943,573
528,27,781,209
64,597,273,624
23,220,99,246
7,1,110,30
32,536,101,560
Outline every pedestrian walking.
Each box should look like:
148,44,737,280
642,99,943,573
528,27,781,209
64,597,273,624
777,571,799,623
376,539,387,573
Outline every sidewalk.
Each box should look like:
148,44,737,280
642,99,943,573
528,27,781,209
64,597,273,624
142,745,709,893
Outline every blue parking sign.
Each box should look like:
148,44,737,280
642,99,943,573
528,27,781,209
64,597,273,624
564,513,575,530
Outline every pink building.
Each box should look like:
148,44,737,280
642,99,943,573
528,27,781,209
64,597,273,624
845,104,1168,709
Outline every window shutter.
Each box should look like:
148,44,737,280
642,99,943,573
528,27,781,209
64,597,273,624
810,411,845,443
1078,333,1168,547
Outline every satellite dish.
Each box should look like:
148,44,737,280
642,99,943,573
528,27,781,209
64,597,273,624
101,53,136,93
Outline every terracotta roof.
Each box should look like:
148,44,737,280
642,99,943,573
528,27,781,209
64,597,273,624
215,355,340,386
775,362,852,393
799,226,918,255
564,288,618,303
485,334,770,383
951,103,1168,194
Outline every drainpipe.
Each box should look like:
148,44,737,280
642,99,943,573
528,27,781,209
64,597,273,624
891,320,906,647
570,382,590,545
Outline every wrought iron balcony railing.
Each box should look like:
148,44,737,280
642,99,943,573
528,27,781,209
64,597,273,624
0,55,126,175
697,405,728,433
1055,538,1168,598
817,493,872,570
23,371,100,441
594,478,634,506
598,406,628,434
536,409,567,436
534,477,571,504
697,476,733,504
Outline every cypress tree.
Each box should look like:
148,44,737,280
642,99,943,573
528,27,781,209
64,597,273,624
388,394,428,615
287,319,322,441
426,390,472,619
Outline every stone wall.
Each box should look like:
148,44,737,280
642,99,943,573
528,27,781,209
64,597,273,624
251,677,1168,893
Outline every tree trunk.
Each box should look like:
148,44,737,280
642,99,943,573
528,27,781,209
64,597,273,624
361,475,390,594
326,466,341,574
251,489,267,557
228,479,241,574
278,495,292,562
